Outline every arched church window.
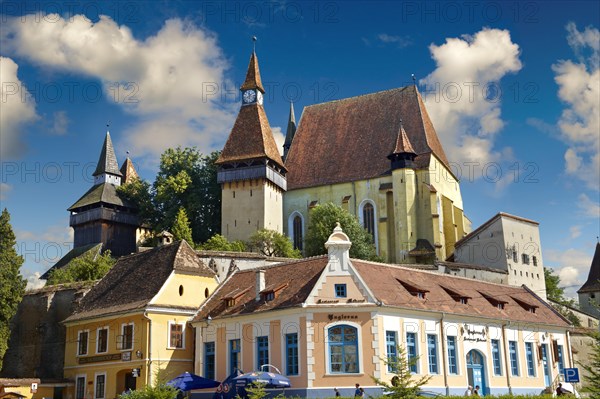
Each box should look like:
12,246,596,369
363,203,375,238
293,216,303,251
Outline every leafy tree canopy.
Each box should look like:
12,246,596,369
47,250,115,285
118,148,221,245
0,208,26,370
248,229,301,258
199,234,245,252
581,330,600,398
304,203,379,261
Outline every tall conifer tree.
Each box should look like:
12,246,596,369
0,208,26,369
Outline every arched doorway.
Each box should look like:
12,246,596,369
466,350,487,395
116,369,137,393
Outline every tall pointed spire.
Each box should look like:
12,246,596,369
240,51,265,93
283,102,297,161
93,131,122,178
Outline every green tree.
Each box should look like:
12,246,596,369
0,208,26,370
117,177,156,227
154,148,221,244
171,207,194,245
117,381,178,399
199,234,245,252
580,330,600,398
372,344,431,399
544,268,582,326
248,229,301,258
305,203,379,261
47,250,115,285
545,267,565,302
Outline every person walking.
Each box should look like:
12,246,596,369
334,388,341,397
464,386,473,396
473,385,480,396
354,384,364,397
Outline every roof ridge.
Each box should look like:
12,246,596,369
304,86,410,108
234,254,329,273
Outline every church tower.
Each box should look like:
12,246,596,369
578,242,600,318
68,131,140,256
388,121,420,263
217,49,287,242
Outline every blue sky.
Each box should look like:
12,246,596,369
0,1,598,297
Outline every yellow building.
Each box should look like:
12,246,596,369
62,241,219,399
283,86,470,262
192,225,573,397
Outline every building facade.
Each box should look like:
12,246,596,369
62,241,219,399
192,226,572,398
452,213,546,298
282,86,471,263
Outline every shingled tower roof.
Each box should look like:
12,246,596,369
391,121,416,155
240,51,265,93
578,242,600,293
120,157,139,184
93,132,122,177
283,102,297,161
216,52,285,169
285,85,450,190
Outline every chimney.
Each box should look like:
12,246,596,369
255,270,266,301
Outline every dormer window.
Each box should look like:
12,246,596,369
259,283,288,302
397,279,429,300
222,288,249,308
511,296,539,314
479,291,508,310
441,285,470,305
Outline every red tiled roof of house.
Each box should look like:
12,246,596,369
285,85,450,190
352,260,569,326
194,255,569,328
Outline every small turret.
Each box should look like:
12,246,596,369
388,120,417,170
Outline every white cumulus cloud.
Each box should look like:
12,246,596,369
577,193,600,218
25,270,46,291
0,14,235,160
0,182,12,201
420,28,522,165
271,126,285,156
49,110,69,135
0,57,38,159
545,247,594,298
553,23,600,191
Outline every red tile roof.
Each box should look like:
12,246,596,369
352,260,569,326
285,86,450,190
194,255,569,328
216,103,285,169
193,256,327,321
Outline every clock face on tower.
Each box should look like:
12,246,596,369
243,90,256,104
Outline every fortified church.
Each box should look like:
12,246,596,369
2,48,597,399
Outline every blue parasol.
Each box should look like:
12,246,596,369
167,371,220,391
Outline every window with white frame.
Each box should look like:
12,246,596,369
386,331,398,373
120,323,134,350
96,327,108,353
406,332,418,373
169,322,184,349
77,330,89,356
328,324,359,373
427,334,439,374
76,376,86,399
95,373,106,399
